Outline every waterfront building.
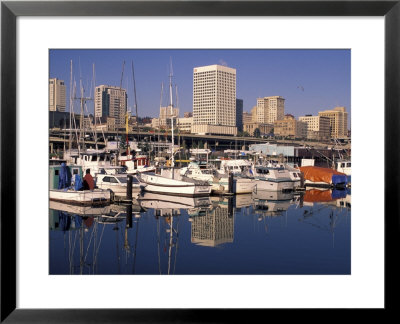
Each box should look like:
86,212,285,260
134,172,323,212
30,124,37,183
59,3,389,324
236,99,243,132
191,124,237,136
192,64,237,136
87,116,116,132
49,78,66,112
256,96,285,124
274,114,307,139
177,117,193,133
159,106,179,128
94,85,127,128
151,117,160,129
318,106,348,139
243,122,273,136
299,115,331,141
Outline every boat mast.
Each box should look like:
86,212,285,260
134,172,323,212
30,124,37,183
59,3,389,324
169,59,174,167
69,60,73,152
93,63,98,151
158,82,164,158
132,61,139,149
176,84,181,166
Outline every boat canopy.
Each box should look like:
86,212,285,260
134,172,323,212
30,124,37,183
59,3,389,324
299,166,347,186
74,174,83,191
58,163,71,189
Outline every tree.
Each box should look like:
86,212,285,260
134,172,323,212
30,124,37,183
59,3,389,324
253,128,261,138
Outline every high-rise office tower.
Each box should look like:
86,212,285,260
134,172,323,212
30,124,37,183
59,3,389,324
256,96,285,124
49,78,66,112
95,85,127,127
192,64,237,135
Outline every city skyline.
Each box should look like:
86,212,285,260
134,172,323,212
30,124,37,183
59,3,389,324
49,49,351,124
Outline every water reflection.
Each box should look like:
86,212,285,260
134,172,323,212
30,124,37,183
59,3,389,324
191,197,234,247
50,189,351,275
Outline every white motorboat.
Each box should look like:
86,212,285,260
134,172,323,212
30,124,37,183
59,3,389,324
180,162,215,183
137,168,211,197
180,162,252,194
49,163,111,206
217,159,253,176
252,166,294,192
211,160,256,194
96,174,141,197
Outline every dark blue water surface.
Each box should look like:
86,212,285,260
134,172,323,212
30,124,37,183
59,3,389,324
49,190,351,275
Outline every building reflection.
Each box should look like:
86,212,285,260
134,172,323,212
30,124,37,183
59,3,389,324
191,197,234,247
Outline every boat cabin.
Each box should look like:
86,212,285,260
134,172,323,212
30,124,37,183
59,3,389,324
335,160,351,175
49,165,83,190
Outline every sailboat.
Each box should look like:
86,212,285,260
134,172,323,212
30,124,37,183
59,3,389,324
138,60,211,197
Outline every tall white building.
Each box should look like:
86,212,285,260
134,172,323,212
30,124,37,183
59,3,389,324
192,64,237,135
49,78,66,112
94,85,127,127
256,96,285,124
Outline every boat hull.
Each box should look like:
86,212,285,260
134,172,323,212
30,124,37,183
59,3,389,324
49,189,111,206
211,177,255,194
254,179,294,192
139,173,211,197
96,183,140,197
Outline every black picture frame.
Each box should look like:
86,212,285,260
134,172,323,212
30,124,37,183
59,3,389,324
1,0,399,322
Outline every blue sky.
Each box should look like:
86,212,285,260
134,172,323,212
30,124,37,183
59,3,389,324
49,49,350,123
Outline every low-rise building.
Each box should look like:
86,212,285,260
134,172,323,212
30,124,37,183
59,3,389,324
242,112,252,124
273,114,306,139
159,106,179,128
177,117,193,133
151,118,160,129
191,124,237,136
299,115,330,141
318,106,348,139
243,122,273,136
94,116,116,132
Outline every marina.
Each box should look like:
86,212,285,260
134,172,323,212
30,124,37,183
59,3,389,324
48,49,351,275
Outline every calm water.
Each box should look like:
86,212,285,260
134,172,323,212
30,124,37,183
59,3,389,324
49,189,351,275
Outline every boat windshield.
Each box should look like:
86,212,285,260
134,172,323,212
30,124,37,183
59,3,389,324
118,176,139,184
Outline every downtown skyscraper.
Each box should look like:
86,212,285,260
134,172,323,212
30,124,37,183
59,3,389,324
49,78,66,112
94,85,127,127
192,64,237,135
